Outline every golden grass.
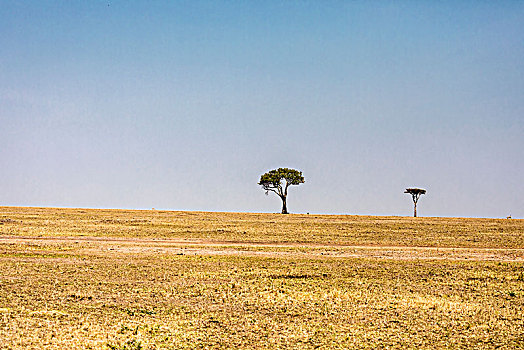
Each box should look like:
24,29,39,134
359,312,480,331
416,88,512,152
1,206,523,248
0,207,523,349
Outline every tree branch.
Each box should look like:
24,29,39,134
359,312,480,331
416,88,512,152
264,188,279,196
284,181,290,196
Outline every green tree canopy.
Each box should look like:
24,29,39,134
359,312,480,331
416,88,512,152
258,168,304,214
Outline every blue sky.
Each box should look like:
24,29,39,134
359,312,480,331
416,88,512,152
1,1,523,217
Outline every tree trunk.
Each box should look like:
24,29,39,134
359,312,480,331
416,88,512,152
413,203,417,217
281,196,288,214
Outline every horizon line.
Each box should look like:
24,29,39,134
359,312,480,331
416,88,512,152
0,205,520,220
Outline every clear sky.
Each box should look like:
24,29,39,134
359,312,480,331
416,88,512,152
1,1,523,218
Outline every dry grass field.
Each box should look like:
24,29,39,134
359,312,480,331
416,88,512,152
0,207,523,349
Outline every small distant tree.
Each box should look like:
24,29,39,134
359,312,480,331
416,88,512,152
404,188,426,217
258,168,304,214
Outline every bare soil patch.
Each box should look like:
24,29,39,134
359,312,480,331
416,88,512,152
1,235,522,261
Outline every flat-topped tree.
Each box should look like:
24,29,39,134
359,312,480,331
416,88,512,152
258,168,304,214
405,188,426,217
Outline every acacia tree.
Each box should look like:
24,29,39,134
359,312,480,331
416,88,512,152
404,188,426,217
258,168,304,214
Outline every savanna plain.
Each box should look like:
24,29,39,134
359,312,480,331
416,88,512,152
0,207,523,349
